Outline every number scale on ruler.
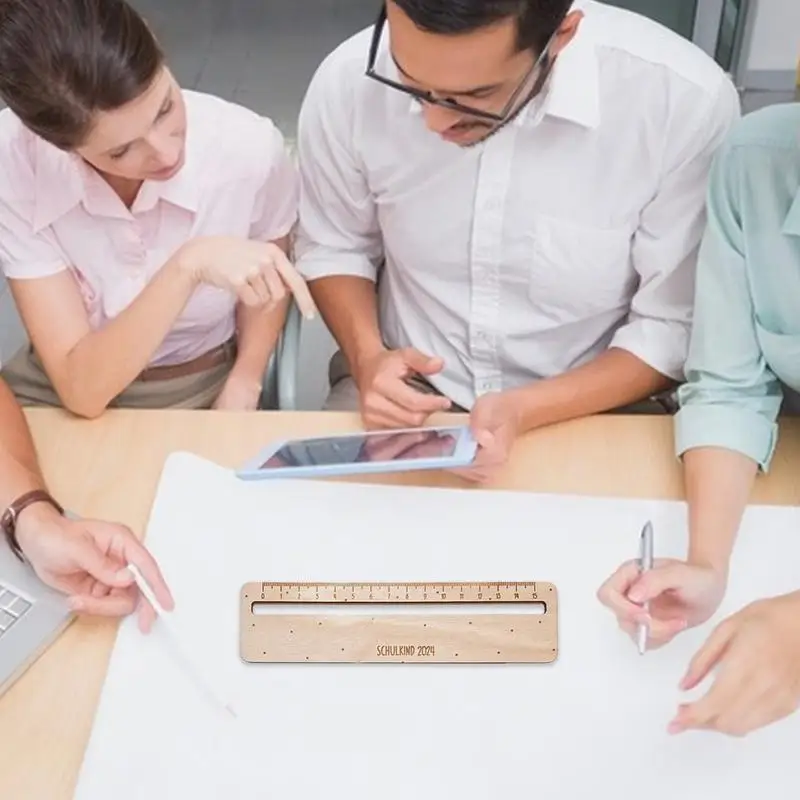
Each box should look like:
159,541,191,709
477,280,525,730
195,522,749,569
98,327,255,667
240,582,558,664
258,581,542,602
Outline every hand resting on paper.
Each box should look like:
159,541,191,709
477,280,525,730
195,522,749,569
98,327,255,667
596,558,726,649
670,591,800,737
16,504,173,633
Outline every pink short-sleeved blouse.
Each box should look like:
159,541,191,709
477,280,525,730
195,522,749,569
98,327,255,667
0,90,298,366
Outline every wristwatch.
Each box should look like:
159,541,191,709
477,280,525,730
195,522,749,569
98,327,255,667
1,489,63,561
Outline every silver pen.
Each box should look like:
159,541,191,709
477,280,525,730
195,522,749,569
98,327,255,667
635,521,654,655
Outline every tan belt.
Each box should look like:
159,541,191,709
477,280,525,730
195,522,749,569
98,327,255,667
138,338,236,382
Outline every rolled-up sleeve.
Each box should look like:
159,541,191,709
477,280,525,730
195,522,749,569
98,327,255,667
293,51,384,282
674,140,781,471
610,77,741,380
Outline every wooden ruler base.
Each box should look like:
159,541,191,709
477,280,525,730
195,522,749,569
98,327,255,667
240,582,558,664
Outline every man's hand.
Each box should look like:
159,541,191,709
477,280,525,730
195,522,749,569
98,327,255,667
213,372,262,411
16,504,174,633
452,391,521,484
597,559,726,650
355,348,451,429
670,592,800,737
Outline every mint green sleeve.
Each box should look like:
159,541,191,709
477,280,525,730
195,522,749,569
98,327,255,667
674,145,782,471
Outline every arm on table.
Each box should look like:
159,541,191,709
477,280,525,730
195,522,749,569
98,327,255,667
674,135,782,575
457,347,673,485
0,377,172,628
507,347,672,432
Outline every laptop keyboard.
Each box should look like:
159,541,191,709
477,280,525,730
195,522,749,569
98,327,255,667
0,582,33,637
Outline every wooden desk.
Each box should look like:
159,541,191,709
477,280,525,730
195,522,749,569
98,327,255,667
3,409,800,799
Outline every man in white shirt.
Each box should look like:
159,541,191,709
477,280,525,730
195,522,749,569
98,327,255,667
294,0,741,482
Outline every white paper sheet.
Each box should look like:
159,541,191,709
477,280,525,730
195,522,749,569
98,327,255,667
75,451,800,799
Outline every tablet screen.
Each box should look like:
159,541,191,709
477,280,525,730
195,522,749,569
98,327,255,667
260,429,459,469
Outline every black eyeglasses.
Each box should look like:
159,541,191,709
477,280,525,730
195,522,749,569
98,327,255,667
364,6,557,123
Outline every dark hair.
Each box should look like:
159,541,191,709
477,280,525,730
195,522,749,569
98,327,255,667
0,0,164,149
390,0,571,53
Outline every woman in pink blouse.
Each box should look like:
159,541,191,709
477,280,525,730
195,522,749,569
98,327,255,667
0,0,315,416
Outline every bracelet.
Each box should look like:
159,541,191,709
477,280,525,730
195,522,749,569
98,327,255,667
0,490,64,562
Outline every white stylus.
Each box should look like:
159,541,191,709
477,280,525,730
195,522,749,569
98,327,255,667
127,563,237,719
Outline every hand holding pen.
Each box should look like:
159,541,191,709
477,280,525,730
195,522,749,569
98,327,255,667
597,523,727,651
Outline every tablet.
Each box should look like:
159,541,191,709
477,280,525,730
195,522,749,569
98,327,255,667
235,425,478,480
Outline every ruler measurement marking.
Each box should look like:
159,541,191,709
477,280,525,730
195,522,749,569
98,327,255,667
255,582,544,605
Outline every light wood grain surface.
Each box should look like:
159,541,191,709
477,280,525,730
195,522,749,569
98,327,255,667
3,409,800,799
240,581,558,664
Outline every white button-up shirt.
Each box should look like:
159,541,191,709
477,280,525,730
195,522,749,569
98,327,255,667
294,0,741,410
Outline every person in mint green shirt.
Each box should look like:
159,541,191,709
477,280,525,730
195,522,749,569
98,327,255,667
598,103,800,738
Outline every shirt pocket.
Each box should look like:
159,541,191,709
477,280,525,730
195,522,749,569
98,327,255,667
527,214,635,321
754,321,800,391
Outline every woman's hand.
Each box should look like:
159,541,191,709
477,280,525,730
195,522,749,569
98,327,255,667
16,504,173,633
597,558,727,650
671,592,800,737
177,237,316,318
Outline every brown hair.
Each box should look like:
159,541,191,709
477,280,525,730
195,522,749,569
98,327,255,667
0,0,164,149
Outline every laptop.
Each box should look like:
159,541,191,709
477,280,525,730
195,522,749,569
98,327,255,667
0,539,74,696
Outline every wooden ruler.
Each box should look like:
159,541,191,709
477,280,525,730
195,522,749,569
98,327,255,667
240,581,558,664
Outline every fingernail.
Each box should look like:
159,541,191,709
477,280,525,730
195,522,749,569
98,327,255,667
667,721,682,735
629,590,643,603
116,568,133,583
70,597,84,611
